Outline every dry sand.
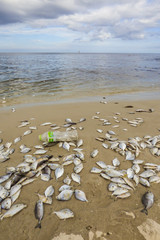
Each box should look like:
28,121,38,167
0,98,160,240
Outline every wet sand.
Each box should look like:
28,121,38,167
0,98,160,240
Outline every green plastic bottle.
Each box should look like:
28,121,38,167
39,130,78,142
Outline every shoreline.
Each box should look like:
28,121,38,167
0,97,160,240
1,89,160,111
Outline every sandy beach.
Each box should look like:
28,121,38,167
0,97,160,240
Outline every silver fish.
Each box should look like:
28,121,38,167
59,185,72,192
63,175,71,185
90,149,99,158
1,198,12,210
55,166,64,180
0,187,9,200
74,163,83,174
71,173,81,184
10,184,22,197
116,192,131,199
77,139,83,148
54,208,74,219
139,170,156,178
112,188,128,196
23,130,32,136
74,190,88,202
56,190,73,201
34,150,47,155
141,191,154,215
62,142,70,151
112,158,120,167
44,185,54,198
90,167,102,173
14,137,21,144
139,177,150,187
0,203,27,220
35,200,44,228
108,182,118,192
0,173,11,184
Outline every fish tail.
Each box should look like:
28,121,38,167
141,208,148,215
35,221,41,229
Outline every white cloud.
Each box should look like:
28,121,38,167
0,0,160,51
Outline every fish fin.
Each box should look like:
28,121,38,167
35,221,41,229
141,208,148,215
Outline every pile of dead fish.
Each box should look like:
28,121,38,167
0,118,88,226
90,110,160,199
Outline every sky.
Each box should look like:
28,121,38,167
0,0,160,53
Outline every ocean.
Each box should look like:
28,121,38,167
0,53,160,105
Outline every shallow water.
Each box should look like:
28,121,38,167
0,53,160,105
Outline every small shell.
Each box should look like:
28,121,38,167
54,208,74,219
74,190,88,202
90,149,99,158
56,190,74,201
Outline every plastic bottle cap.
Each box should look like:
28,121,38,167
39,135,42,141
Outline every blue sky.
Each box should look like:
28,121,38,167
0,0,160,53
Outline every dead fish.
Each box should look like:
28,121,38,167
0,187,9,200
139,177,150,187
63,175,72,185
112,158,120,167
102,143,109,149
23,130,32,136
35,200,44,228
90,167,102,174
90,149,99,158
41,122,52,126
1,198,12,210
141,191,154,215
37,194,52,205
14,137,21,144
0,173,12,184
79,118,86,123
44,185,54,198
20,147,31,154
77,139,83,148
59,185,72,192
74,163,83,174
33,150,47,155
62,142,70,151
112,188,128,196
139,170,156,178
0,203,27,220
55,166,64,180
108,182,118,192
74,190,88,202
56,190,73,201
54,208,74,219
10,184,22,197
119,142,126,151
71,173,81,184
116,192,131,199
